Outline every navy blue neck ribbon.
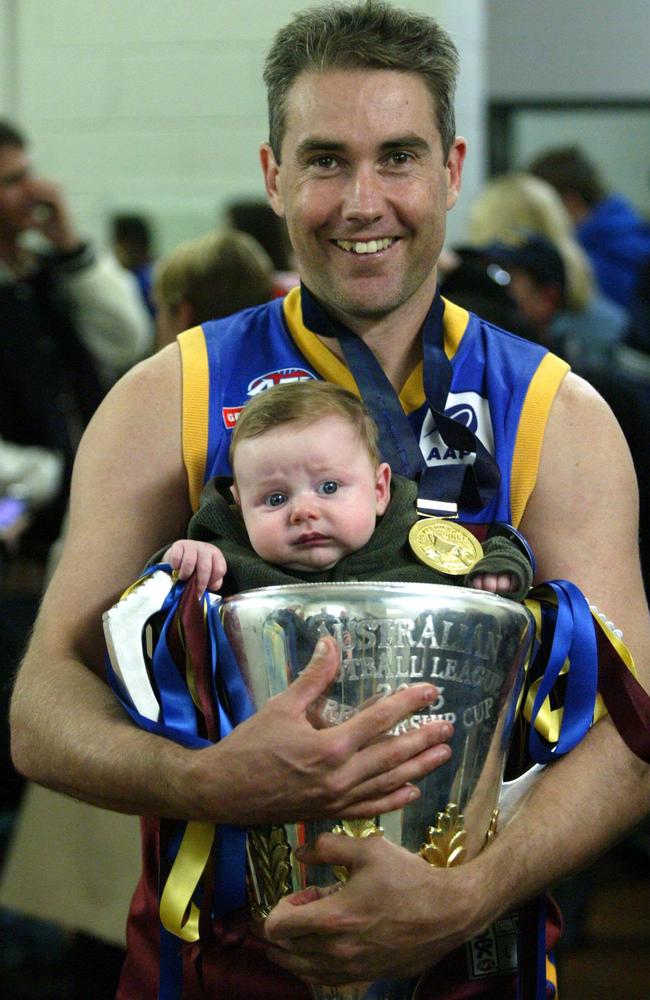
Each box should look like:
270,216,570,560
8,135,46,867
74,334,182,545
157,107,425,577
300,283,501,513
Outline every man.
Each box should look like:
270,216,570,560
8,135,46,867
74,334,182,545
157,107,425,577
529,144,650,312
9,4,650,999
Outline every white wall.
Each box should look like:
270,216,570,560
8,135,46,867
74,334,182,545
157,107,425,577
488,1,650,99
488,1,650,215
0,0,486,255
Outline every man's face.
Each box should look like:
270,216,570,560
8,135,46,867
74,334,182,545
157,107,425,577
232,413,391,572
260,69,465,326
0,144,36,238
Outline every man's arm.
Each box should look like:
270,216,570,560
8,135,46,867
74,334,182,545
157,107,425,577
10,345,453,822
263,372,650,984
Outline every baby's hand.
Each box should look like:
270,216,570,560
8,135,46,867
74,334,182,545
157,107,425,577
470,571,519,596
163,540,227,597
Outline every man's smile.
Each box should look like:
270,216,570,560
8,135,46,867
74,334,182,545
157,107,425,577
332,237,398,255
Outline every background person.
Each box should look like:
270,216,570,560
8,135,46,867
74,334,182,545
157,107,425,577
111,212,157,318
152,228,275,351
9,4,650,999
225,197,299,295
466,171,627,377
529,144,650,311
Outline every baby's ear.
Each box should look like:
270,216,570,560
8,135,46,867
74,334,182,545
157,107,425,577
230,483,241,506
375,462,391,515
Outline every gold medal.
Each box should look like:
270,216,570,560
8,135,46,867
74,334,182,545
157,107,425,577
408,518,484,576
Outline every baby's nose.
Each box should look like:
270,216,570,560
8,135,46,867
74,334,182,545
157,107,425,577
289,493,318,522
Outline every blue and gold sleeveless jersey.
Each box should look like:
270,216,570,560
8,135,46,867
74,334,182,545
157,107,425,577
178,286,568,527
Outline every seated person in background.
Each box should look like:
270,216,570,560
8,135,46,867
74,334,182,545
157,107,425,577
528,144,650,312
152,228,274,351
162,381,532,601
437,245,537,340
466,171,627,377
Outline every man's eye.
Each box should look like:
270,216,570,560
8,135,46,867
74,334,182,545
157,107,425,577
265,492,287,507
388,151,412,166
318,481,338,495
311,155,338,170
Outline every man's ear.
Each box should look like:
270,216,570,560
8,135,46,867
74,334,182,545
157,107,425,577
446,136,467,212
260,143,284,217
375,462,392,515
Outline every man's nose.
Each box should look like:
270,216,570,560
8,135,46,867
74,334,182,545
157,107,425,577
341,164,385,224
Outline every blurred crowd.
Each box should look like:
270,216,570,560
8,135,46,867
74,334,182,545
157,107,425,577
0,118,648,997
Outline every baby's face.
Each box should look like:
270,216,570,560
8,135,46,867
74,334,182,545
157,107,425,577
232,415,390,572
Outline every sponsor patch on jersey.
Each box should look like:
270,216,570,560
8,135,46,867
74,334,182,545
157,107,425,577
419,391,494,466
466,915,518,979
222,369,317,429
222,406,243,429
247,367,316,396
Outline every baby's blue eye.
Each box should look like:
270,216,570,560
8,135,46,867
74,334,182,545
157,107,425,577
318,481,338,495
265,492,287,507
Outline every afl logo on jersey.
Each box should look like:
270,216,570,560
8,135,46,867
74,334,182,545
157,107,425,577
222,368,317,429
247,367,316,396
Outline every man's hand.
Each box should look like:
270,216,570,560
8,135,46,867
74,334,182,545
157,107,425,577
185,636,454,824
263,833,479,986
24,176,81,252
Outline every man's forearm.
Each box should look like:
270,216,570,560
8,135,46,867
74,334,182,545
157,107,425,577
468,715,650,931
10,650,198,818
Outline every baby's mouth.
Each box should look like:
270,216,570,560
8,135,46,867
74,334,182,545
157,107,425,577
296,531,329,545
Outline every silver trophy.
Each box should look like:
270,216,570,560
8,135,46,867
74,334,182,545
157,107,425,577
220,581,535,1000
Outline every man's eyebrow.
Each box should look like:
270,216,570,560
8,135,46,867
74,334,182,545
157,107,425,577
380,135,431,153
294,135,432,160
294,138,346,159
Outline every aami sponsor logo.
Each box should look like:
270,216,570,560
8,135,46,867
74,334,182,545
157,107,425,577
419,391,495,465
247,368,315,395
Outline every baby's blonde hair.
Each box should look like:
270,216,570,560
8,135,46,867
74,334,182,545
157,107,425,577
230,382,381,475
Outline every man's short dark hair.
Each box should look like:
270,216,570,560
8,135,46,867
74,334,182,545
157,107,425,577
263,0,459,162
528,146,606,208
0,119,26,152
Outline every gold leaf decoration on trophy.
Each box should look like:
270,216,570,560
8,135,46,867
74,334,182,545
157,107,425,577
485,808,499,846
246,825,293,919
418,803,467,867
331,818,384,882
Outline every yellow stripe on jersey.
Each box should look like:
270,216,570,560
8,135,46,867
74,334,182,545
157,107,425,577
511,353,570,527
178,326,210,512
282,288,470,416
283,287,360,394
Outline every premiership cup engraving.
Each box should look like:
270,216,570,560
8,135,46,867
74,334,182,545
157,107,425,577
221,582,534,1000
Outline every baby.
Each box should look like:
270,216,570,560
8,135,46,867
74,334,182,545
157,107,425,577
161,381,532,600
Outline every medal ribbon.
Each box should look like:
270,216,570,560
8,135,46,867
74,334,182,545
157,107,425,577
300,284,501,511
